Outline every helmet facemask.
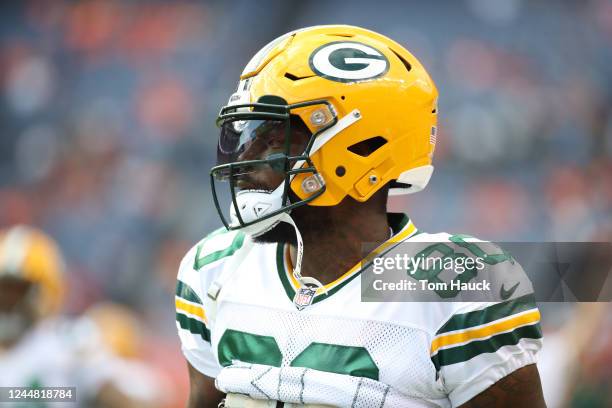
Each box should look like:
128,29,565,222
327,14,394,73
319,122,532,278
210,97,337,235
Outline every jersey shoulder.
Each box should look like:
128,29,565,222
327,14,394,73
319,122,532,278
404,230,526,288
175,227,254,338
185,227,249,273
394,229,536,327
176,227,250,292
399,230,541,405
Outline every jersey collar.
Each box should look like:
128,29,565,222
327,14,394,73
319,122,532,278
276,213,418,306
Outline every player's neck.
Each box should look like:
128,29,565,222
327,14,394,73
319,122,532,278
290,202,390,286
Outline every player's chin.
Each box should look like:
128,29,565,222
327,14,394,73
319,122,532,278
252,221,296,246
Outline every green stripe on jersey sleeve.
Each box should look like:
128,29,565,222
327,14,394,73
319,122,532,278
176,313,211,342
431,323,542,370
175,280,203,304
436,293,537,335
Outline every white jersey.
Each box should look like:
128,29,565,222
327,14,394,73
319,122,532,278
176,215,542,407
0,318,106,407
0,317,167,407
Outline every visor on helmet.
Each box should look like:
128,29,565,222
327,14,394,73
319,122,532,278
214,116,311,183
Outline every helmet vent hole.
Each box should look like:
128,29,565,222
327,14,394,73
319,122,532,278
335,166,346,177
284,72,315,81
347,136,388,157
388,47,412,73
327,33,354,38
432,108,437,113
340,95,346,100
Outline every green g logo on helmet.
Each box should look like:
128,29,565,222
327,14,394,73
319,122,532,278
309,41,389,83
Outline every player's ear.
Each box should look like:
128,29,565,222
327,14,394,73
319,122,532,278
371,181,390,209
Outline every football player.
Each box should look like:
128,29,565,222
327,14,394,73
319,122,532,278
0,226,164,408
0,225,68,388
176,25,545,407
82,302,173,407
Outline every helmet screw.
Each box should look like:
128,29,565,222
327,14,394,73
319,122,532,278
369,175,378,184
353,111,361,118
310,110,327,126
302,175,324,193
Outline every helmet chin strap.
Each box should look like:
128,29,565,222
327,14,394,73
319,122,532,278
228,189,327,294
278,213,327,294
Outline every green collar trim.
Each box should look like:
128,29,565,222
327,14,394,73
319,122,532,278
275,244,365,304
276,245,297,300
275,213,417,306
388,212,409,235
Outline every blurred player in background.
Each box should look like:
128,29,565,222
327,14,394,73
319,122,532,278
82,301,174,407
0,225,168,407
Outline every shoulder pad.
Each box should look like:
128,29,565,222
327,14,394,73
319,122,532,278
176,227,248,311
407,232,516,266
396,231,533,302
191,228,248,271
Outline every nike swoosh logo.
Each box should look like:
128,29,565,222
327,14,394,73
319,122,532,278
500,282,520,300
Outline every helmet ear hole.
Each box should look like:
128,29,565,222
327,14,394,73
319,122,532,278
347,136,387,157
335,166,346,177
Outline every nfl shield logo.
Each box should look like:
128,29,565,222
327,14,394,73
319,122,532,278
293,286,316,310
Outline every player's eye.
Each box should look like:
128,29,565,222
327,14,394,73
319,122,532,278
217,119,284,165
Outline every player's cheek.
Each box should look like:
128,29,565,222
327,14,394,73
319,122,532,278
252,166,285,189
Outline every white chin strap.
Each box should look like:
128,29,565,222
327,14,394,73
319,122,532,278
278,213,327,294
228,187,326,294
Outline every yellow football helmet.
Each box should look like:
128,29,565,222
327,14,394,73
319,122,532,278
85,302,141,359
0,225,66,318
211,25,438,233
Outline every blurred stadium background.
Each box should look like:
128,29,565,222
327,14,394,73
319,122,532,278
0,0,610,407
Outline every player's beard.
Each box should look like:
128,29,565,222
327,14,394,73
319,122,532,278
252,221,297,245
251,192,333,246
